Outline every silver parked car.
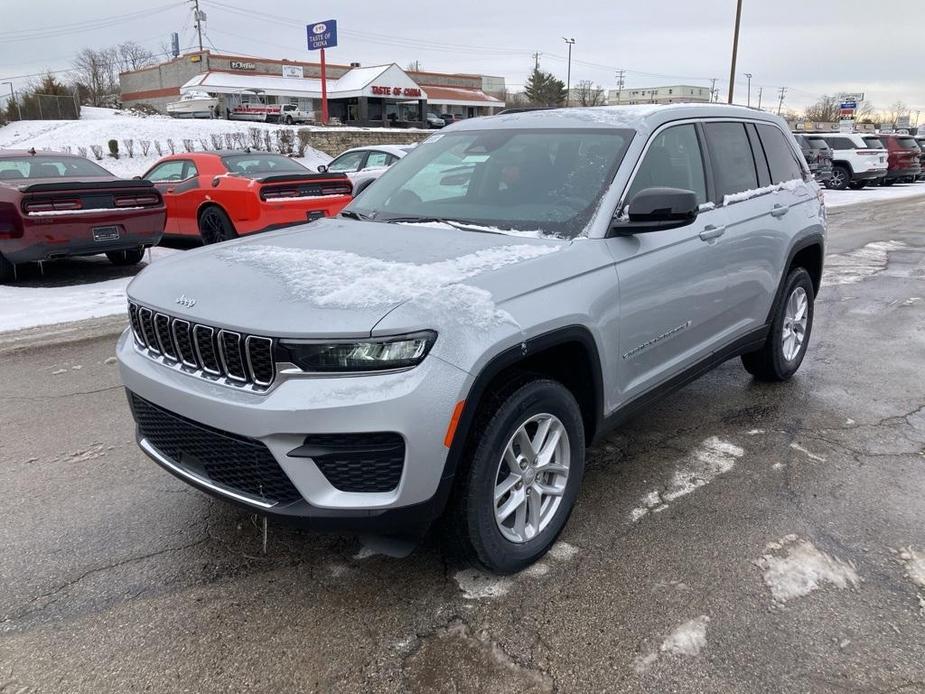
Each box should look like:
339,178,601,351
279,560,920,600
317,144,413,192
119,104,826,573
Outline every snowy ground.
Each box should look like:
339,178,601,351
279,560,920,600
0,107,340,177
823,180,925,209
0,247,178,332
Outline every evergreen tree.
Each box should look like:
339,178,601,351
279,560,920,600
524,68,567,107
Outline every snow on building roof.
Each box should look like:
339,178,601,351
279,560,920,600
425,86,505,107
331,64,393,93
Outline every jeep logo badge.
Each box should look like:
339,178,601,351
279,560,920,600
175,295,197,308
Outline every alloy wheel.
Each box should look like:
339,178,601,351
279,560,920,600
493,413,570,544
781,286,808,361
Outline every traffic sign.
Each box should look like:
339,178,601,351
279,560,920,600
307,20,337,50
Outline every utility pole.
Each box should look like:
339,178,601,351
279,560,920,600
532,52,541,71
744,72,752,107
191,0,204,52
727,0,743,103
757,87,763,110
562,37,575,107
615,69,625,105
709,77,717,102
1,82,21,120
776,87,787,116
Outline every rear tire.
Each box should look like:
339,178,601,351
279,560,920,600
445,379,585,574
830,165,850,190
0,253,15,283
741,267,815,382
106,248,145,266
198,206,237,245
848,181,866,190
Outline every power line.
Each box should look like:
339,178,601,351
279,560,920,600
0,2,186,43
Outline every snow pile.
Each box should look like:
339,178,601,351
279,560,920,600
219,243,558,327
898,547,925,612
823,240,906,286
630,437,744,521
723,178,803,206
0,111,332,178
756,535,859,603
453,569,513,600
0,247,177,332
633,615,711,674
823,182,925,209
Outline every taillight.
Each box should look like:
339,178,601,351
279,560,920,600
114,194,160,207
261,188,300,200
0,202,24,239
23,198,83,213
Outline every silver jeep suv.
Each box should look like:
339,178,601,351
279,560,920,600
119,104,825,573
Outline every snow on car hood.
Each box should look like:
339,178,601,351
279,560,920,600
127,217,563,338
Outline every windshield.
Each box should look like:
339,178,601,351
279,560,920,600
862,137,885,149
806,137,830,150
347,128,633,238
220,154,307,177
0,156,111,180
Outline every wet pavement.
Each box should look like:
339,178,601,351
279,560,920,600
1,198,924,693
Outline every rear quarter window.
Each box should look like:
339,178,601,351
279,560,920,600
703,122,758,199
756,125,804,184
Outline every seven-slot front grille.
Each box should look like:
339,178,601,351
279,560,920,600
128,301,276,389
130,393,302,505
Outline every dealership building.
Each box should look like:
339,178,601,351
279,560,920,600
119,51,506,126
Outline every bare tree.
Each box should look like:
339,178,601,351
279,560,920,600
73,48,118,106
576,80,606,107
885,100,910,129
406,60,422,72
114,42,156,73
803,95,840,123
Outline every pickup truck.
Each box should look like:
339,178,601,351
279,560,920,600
279,104,315,125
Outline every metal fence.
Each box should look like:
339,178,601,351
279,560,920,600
3,92,80,121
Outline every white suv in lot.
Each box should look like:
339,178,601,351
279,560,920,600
119,104,825,573
814,133,887,190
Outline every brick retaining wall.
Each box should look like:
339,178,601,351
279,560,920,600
300,129,432,156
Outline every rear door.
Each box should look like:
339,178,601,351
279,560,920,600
608,122,731,399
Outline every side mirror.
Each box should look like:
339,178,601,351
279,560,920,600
133,175,142,180
317,164,328,173
610,187,699,235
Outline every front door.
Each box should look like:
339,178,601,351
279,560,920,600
606,122,731,402
143,159,200,235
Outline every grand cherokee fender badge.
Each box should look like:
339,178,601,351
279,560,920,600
175,295,197,308
622,321,692,360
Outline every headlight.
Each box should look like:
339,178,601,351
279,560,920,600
278,331,437,373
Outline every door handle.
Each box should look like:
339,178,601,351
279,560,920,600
770,203,789,217
699,224,726,241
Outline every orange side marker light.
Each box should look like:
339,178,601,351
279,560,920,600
443,400,466,448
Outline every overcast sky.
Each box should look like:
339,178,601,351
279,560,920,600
2,0,923,114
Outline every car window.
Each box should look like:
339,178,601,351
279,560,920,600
327,151,366,173
703,122,758,199
862,137,885,149
756,125,803,184
626,124,707,205
0,156,111,179
823,137,856,149
145,160,197,182
806,137,830,150
896,136,919,150
221,154,306,176
365,152,391,168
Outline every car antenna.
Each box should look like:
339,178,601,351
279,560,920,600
28,147,36,156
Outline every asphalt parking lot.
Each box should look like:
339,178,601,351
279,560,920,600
1,197,924,693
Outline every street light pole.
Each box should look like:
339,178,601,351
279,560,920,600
1,82,21,121
562,37,575,107
727,0,744,104
744,73,752,107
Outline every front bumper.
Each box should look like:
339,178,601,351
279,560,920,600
117,329,470,532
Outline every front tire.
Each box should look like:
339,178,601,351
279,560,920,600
198,206,237,245
106,248,145,266
446,379,585,574
741,267,815,382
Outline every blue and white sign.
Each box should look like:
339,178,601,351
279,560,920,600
307,20,337,50
840,101,857,110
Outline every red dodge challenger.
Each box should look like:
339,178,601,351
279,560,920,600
0,149,166,282
142,151,353,243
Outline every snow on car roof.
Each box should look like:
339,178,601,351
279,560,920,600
452,103,787,134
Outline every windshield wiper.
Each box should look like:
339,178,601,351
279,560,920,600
339,209,372,221
379,216,478,230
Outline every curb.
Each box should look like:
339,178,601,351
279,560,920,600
0,315,127,355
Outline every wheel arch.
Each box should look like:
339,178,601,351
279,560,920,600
766,233,825,324
831,159,854,175
440,325,604,495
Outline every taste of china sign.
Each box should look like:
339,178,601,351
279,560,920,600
371,86,423,98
